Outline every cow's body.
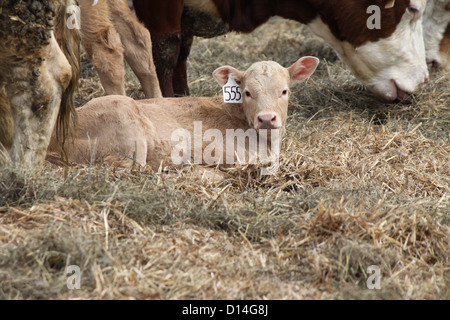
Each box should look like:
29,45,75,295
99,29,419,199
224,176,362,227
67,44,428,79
133,0,429,102
47,58,319,170
0,0,80,168
79,0,162,99
48,95,253,169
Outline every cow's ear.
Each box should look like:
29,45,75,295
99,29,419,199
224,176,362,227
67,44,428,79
384,0,395,9
288,56,320,83
213,66,244,86
374,0,395,9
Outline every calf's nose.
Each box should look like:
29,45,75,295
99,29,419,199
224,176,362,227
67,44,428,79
257,114,277,129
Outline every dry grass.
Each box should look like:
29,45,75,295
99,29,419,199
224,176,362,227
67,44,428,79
0,18,449,300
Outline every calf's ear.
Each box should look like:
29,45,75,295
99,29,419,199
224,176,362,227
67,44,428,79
213,66,244,86
288,56,320,83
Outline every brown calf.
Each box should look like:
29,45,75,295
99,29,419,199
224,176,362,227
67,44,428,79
79,0,162,98
47,57,319,170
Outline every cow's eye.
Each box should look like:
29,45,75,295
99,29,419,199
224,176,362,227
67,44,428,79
408,5,419,19
282,89,288,95
245,90,251,98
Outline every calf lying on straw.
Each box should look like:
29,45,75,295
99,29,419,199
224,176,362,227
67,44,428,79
47,57,319,172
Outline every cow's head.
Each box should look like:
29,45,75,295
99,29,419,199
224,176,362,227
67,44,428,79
308,0,429,102
213,57,319,134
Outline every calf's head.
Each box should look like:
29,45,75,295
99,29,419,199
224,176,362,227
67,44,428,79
213,57,319,133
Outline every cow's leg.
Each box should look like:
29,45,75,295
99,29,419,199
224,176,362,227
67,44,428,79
7,33,72,168
133,0,184,97
79,0,126,96
108,0,162,98
173,34,193,96
151,33,183,97
0,88,13,152
0,87,13,165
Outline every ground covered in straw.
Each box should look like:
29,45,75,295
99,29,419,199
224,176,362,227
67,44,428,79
0,18,449,300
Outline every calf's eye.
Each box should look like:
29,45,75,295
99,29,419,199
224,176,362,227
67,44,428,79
245,90,251,97
282,89,288,96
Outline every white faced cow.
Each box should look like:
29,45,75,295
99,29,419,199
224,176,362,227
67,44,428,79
306,0,429,102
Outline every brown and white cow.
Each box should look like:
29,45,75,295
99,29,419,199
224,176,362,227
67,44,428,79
0,0,80,169
133,0,429,103
423,0,450,69
46,57,319,170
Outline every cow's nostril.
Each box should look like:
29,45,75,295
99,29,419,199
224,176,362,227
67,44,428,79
429,59,441,69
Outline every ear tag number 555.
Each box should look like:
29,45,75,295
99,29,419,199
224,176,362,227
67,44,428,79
223,77,243,103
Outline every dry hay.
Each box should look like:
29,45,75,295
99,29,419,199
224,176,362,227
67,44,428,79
0,18,449,300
